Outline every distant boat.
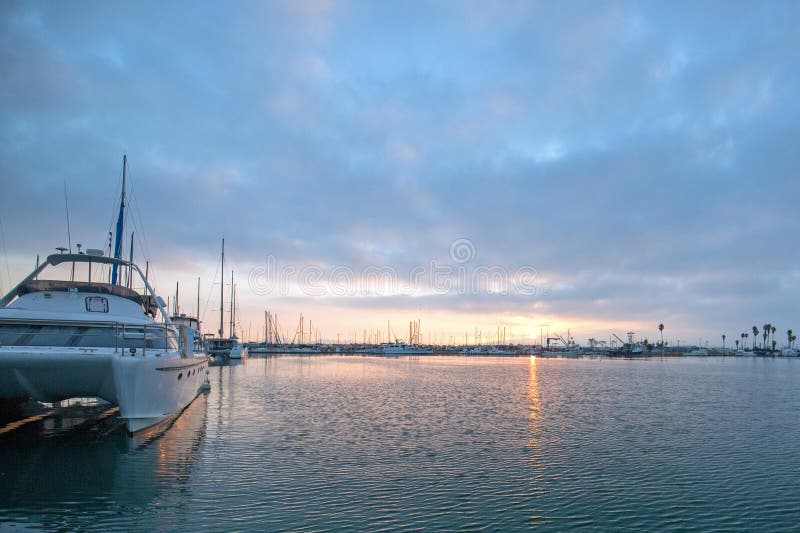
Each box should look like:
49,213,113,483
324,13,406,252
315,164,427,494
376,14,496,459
685,348,709,356
229,339,247,359
248,344,321,354
205,239,246,359
280,345,321,354
207,336,247,359
463,346,517,356
382,342,432,355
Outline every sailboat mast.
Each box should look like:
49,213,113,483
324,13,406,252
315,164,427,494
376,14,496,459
219,238,225,337
229,270,235,338
111,154,127,285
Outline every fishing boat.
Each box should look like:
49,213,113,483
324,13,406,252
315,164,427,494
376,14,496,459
541,330,583,357
0,157,209,432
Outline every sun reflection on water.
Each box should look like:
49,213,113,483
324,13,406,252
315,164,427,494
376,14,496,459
528,356,540,422
527,355,545,475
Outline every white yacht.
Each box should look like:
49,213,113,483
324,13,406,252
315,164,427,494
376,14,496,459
382,342,433,355
229,337,247,359
206,335,247,359
0,252,210,433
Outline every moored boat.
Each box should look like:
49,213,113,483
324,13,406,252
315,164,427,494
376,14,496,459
0,252,209,433
382,342,432,355
0,156,209,433
463,346,517,356
205,239,246,359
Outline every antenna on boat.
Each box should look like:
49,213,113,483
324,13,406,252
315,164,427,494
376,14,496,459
111,155,127,286
63,180,77,281
127,231,134,289
106,231,113,282
63,181,72,254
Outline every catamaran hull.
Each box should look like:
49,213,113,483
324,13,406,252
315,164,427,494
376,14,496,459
113,354,209,432
0,348,209,433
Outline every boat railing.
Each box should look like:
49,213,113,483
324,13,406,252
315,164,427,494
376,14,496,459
0,318,191,357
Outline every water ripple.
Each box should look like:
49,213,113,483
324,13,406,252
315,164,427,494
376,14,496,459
1,356,799,530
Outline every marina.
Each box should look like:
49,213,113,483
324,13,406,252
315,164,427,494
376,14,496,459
1,1,798,530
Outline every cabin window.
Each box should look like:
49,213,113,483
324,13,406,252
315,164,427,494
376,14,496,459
85,297,109,313
0,323,179,350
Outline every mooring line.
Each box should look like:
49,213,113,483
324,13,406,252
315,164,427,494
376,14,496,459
0,410,56,436
95,406,120,420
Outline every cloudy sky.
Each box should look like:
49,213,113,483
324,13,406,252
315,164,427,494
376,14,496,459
1,0,798,346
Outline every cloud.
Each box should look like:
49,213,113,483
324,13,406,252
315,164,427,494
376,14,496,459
0,0,798,343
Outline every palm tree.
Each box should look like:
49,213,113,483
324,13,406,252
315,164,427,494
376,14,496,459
735,339,740,351
788,329,794,349
722,334,726,354
771,326,776,349
658,323,664,350
763,324,770,349
752,326,759,350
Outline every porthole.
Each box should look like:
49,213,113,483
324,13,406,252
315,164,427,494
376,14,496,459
178,372,183,380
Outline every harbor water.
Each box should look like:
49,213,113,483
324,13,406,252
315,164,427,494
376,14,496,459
1,355,799,531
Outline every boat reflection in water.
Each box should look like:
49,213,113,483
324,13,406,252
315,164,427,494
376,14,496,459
0,392,209,530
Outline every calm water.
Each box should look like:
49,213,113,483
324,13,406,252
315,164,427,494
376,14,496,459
1,356,799,531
